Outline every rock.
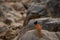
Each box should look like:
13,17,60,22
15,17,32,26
0,3,16,12
0,1,60,40
19,30,59,40
47,0,60,17
22,0,50,9
11,3,26,11
46,18,60,31
0,3,24,40
0,3,23,23
27,18,49,30
5,30,18,40
0,10,5,17
21,0,31,9
56,32,60,39
22,0,42,9
3,18,13,25
22,0,40,9
27,18,60,32
23,3,48,26
23,0,60,26
2,23,21,40
10,23,23,30
27,4,46,15
0,3,16,14
0,22,8,37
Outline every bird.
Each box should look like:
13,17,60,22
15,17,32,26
34,21,43,38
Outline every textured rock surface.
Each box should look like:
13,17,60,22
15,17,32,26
19,30,60,40
27,18,60,32
0,0,60,40
0,2,24,40
23,3,48,26
23,0,60,26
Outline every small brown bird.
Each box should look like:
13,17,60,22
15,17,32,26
34,21,43,38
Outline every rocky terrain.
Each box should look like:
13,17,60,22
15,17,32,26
0,0,60,40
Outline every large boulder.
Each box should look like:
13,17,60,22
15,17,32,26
23,3,48,26
27,18,60,32
19,30,60,40
23,0,60,26
47,0,60,17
